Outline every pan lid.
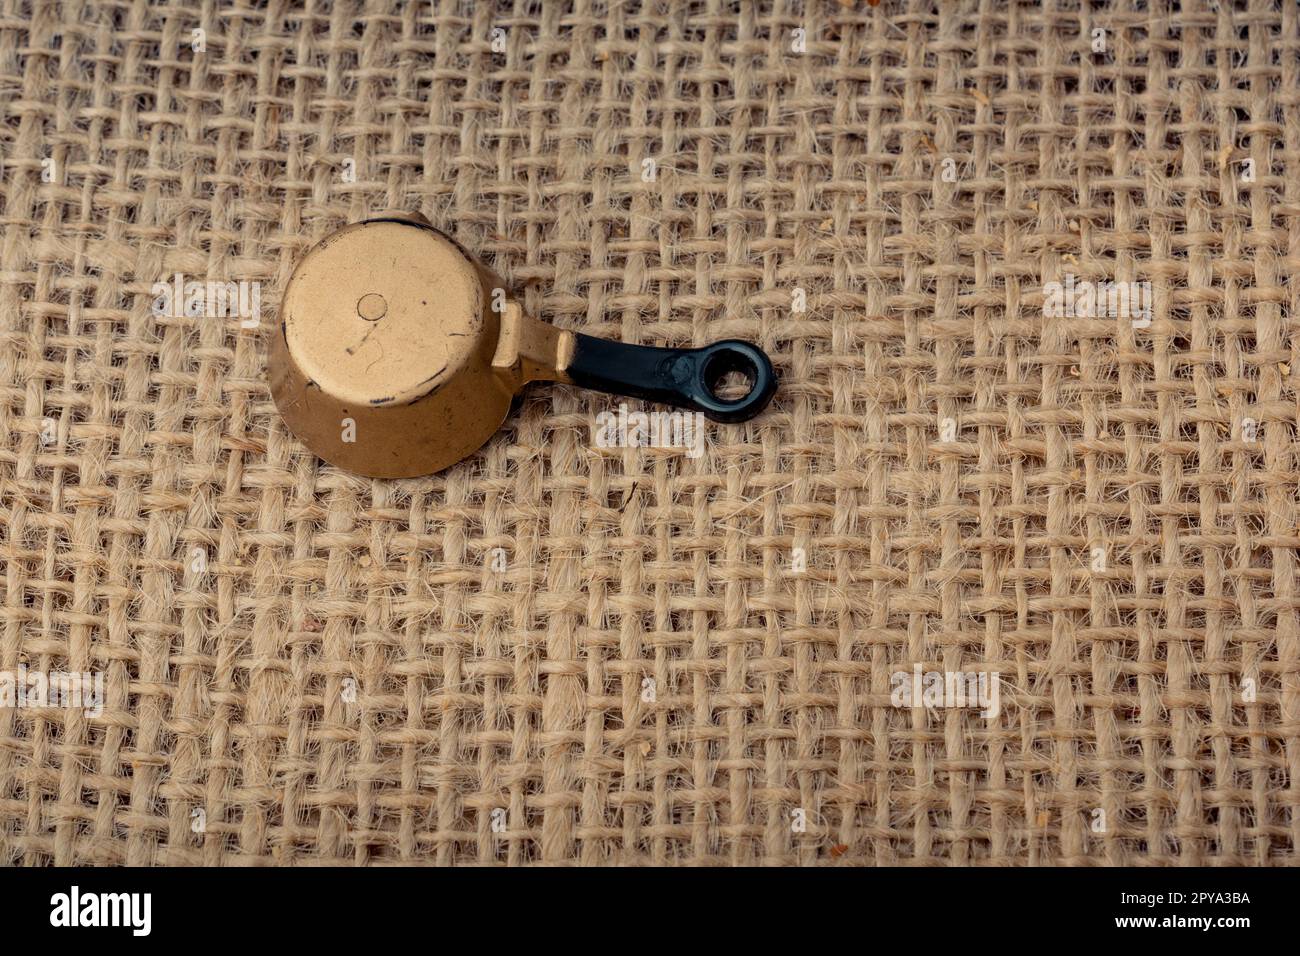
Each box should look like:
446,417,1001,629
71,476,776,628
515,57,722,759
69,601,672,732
279,218,485,409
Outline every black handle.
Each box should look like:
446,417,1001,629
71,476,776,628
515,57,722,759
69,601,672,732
565,335,777,423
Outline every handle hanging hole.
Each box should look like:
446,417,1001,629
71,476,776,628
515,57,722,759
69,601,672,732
701,348,759,404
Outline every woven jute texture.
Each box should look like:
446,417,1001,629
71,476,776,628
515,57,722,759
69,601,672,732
2,0,1299,867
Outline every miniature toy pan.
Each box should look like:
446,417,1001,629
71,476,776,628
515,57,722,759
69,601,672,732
268,214,778,478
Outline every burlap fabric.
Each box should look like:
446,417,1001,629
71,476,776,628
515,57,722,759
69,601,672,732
2,0,1298,866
